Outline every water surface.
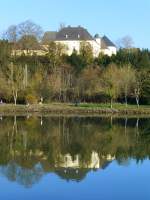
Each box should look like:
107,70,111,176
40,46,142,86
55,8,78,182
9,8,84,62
0,116,150,200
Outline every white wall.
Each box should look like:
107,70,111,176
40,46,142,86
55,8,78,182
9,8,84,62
56,40,101,57
88,40,101,57
101,46,117,56
55,40,81,55
54,152,115,169
55,40,117,57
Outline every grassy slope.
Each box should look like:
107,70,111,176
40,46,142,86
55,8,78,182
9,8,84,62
78,103,149,109
0,103,150,115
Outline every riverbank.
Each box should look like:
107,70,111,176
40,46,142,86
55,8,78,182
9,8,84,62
0,103,150,116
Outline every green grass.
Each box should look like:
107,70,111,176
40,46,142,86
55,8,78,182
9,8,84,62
76,102,150,109
0,102,150,115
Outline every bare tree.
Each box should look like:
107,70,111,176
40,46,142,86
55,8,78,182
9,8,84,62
3,25,18,42
18,35,40,53
102,63,121,108
120,65,136,107
116,35,134,49
6,63,25,105
17,20,43,40
134,72,143,108
3,20,43,42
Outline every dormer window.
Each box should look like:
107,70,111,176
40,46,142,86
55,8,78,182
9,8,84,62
65,34,68,39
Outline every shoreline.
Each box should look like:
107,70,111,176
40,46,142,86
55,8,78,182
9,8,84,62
0,103,150,117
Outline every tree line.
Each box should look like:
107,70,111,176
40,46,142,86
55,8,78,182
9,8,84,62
0,20,150,106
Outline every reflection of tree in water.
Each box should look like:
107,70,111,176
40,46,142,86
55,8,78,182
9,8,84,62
0,116,150,186
0,161,44,188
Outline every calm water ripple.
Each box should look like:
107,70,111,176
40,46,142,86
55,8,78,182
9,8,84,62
0,116,150,200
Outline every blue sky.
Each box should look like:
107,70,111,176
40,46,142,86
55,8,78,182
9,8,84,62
0,0,150,48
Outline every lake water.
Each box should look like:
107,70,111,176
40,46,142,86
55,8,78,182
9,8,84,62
0,116,150,200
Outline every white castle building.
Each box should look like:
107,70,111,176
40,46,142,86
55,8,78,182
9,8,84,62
54,152,115,169
42,26,117,57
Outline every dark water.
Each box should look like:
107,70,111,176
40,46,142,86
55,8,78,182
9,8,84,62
0,116,150,200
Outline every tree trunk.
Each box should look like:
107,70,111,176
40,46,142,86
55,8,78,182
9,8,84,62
136,118,139,136
135,87,140,108
13,91,18,105
124,117,128,135
136,96,139,108
14,97,17,105
125,95,128,107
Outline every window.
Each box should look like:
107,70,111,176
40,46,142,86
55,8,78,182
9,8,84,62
65,34,68,39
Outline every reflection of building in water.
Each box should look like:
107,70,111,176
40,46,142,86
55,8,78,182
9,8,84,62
55,152,115,169
54,152,115,181
0,151,115,185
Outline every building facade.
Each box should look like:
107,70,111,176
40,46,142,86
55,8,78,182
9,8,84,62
42,26,117,57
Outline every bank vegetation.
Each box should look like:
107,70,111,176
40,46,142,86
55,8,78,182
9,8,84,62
0,20,150,109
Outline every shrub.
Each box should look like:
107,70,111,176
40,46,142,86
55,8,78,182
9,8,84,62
26,94,38,104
